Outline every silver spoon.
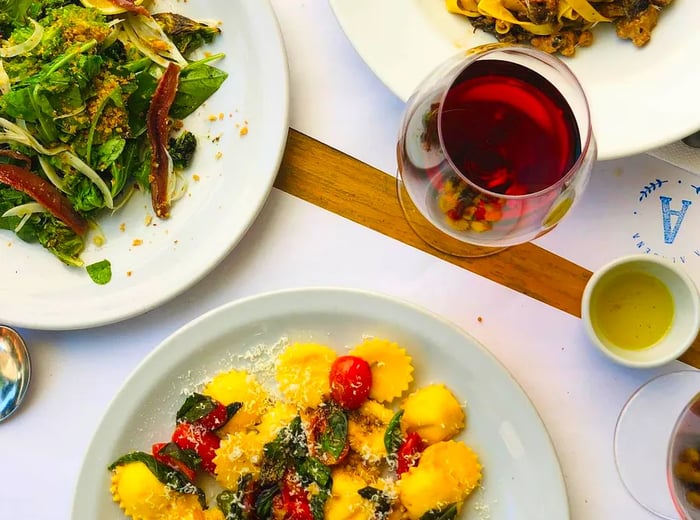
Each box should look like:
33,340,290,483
0,326,31,423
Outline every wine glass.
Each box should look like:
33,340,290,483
396,44,596,257
615,370,700,519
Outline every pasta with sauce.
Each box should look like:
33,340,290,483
446,0,673,56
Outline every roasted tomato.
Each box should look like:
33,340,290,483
172,422,220,474
329,355,372,410
280,470,313,520
152,442,197,482
396,432,425,476
307,404,349,466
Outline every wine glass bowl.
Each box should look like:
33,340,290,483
614,371,700,519
397,44,596,257
669,392,700,519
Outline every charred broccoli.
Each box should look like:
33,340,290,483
169,131,197,170
153,13,221,56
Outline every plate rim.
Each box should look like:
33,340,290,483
328,0,700,161
0,0,290,331
70,286,571,519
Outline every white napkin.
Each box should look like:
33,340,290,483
648,140,700,175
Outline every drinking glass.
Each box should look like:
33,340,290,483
615,371,700,519
396,44,596,257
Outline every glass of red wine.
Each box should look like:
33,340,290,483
397,44,596,257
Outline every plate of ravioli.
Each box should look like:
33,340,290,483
71,288,569,519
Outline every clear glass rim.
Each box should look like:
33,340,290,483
613,369,700,519
667,383,700,519
436,44,594,200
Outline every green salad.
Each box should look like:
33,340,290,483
0,0,227,271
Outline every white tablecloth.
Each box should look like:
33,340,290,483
1,1,695,519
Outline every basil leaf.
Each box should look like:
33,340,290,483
176,392,218,423
310,489,330,520
419,503,458,520
384,410,404,455
108,451,206,507
358,486,392,520
254,483,280,520
260,416,307,485
170,59,228,120
319,406,348,459
298,456,332,490
217,474,255,520
86,259,111,285
155,442,201,471
226,401,243,420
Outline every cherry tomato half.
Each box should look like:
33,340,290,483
329,355,372,410
172,422,220,474
281,470,313,520
397,432,425,476
152,442,197,482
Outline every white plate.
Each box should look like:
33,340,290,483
71,287,569,519
329,0,700,161
0,0,289,330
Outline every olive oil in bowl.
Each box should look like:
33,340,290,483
582,255,700,368
590,271,674,351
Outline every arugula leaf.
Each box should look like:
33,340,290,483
0,0,32,26
0,89,37,121
86,86,123,166
384,410,404,455
94,136,126,172
419,504,458,520
108,451,206,507
170,58,228,120
64,172,104,212
126,68,158,137
110,139,138,197
36,215,84,266
86,259,111,285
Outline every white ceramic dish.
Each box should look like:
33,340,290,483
581,254,700,368
71,287,569,519
329,0,700,161
0,0,289,330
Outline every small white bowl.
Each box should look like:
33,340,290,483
581,255,700,368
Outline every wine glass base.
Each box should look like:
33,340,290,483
614,370,700,519
396,176,508,258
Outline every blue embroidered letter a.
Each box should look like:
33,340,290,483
660,196,692,244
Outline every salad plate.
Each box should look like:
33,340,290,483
0,0,289,330
71,287,570,519
329,0,700,161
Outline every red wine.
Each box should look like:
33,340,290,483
439,59,580,195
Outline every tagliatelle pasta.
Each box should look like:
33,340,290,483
446,0,674,56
